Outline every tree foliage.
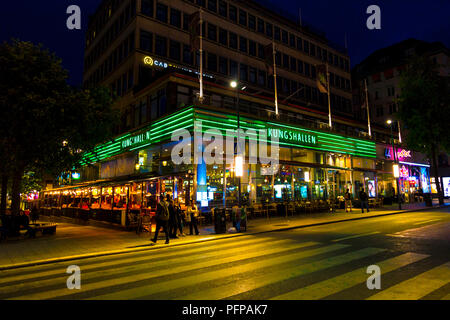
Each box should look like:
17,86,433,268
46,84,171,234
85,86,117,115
0,39,119,214
397,56,450,154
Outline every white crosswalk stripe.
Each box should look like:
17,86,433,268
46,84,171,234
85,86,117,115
367,262,450,300
270,252,429,300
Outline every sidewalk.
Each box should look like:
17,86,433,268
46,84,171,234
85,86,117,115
1,200,448,270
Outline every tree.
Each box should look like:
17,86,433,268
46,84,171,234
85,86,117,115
0,39,119,215
397,56,450,205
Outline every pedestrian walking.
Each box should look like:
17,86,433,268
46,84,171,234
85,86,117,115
167,196,179,239
175,200,185,236
344,189,352,213
151,195,170,244
359,188,370,213
187,200,199,235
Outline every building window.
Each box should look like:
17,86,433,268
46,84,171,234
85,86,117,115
170,8,181,28
257,43,264,59
289,34,295,47
274,26,280,41
207,23,217,41
249,40,256,56
155,35,167,56
230,60,238,78
376,106,384,117
140,30,152,52
218,0,227,17
240,63,248,81
219,56,228,75
310,44,316,57
257,18,265,34
303,40,309,54
196,0,206,7
266,23,273,38
141,0,154,17
297,37,302,51
156,3,168,23
258,69,266,87
229,5,237,22
248,14,256,30
282,54,289,69
239,36,247,53
207,52,217,72
249,67,256,83
183,44,193,65
229,32,237,49
304,62,310,77
169,40,180,61
208,0,217,12
311,65,316,79
239,9,247,26
281,30,288,44
290,57,296,72
219,28,227,46
297,60,303,74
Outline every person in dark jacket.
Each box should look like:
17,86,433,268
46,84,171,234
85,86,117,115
151,195,170,244
359,188,369,213
167,196,179,239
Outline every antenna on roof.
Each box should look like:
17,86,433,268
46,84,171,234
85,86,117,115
345,33,348,49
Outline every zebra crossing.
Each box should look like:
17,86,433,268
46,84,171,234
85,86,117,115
0,234,448,300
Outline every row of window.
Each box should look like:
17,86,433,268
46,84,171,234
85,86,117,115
85,32,135,88
122,89,167,131
137,31,352,113
85,0,136,70
139,30,351,92
86,0,130,45
150,0,351,71
111,68,134,98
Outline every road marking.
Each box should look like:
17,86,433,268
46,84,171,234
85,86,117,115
90,244,361,300
367,262,450,300
176,247,386,300
270,252,429,300
331,231,380,242
9,241,325,300
0,236,270,284
0,238,295,295
413,219,441,225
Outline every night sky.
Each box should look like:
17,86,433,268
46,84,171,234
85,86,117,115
1,0,448,86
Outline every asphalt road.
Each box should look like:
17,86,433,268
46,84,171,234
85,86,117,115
0,207,449,300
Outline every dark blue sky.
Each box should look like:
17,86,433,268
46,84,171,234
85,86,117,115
1,0,449,86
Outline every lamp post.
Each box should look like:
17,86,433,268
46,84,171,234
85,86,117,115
387,119,402,210
231,81,242,208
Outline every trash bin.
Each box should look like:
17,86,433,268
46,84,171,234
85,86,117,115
424,194,433,207
214,208,227,234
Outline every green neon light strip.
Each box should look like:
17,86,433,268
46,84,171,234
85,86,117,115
150,112,193,133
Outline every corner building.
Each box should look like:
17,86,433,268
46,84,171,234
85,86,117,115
40,0,426,227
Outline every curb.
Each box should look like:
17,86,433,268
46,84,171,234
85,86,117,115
0,205,446,271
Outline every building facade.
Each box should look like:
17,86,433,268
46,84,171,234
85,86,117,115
39,1,431,227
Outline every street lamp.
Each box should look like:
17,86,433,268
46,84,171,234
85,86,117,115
387,119,402,210
231,80,242,207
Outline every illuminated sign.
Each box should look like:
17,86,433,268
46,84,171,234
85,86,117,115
268,128,317,146
399,165,409,178
385,148,412,160
397,149,411,159
143,56,213,78
72,172,81,180
121,130,151,149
